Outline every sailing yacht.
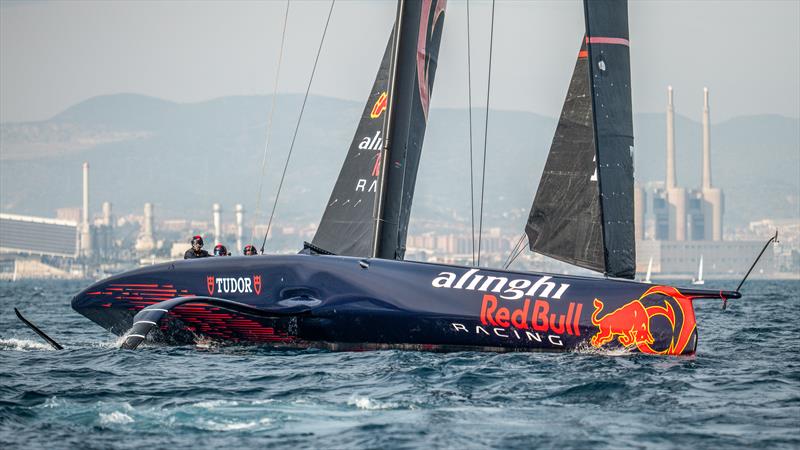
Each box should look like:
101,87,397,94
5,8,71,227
643,257,653,284
70,0,740,356
692,256,705,285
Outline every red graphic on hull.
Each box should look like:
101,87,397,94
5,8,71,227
91,282,292,344
591,299,674,348
590,285,696,355
480,294,582,337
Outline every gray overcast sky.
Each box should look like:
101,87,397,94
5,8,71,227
1,0,798,123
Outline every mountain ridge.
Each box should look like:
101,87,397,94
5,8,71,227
1,93,797,230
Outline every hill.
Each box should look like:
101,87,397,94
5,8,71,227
1,93,797,232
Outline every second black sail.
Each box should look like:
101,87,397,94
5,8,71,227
526,0,635,279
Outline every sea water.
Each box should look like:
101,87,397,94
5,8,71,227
1,279,798,448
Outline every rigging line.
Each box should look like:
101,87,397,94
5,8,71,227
506,242,527,270
504,234,528,270
502,232,524,269
252,0,290,245
503,231,526,269
476,0,495,267
466,0,475,267
260,0,336,254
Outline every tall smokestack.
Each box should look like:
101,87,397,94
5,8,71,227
102,201,112,226
633,184,645,240
213,203,222,246
700,87,723,241
702,87,712,189
666,86,676,189
135,202,156,252
235,204,244,254
100,201,113,257
82,162,90,225
664,87,686,241
80,162,93,257
143,203,154,238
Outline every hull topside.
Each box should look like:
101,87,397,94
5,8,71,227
72,254,699,355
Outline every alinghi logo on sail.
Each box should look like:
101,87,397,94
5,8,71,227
358,131,383,151
431,269,570,301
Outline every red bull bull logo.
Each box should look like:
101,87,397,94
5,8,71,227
590,286,697,355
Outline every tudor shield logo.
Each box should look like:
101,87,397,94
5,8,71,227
254,275,262,295
207,276,215,295
205,275,263,296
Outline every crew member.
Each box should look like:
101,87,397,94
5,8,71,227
243,244,258,256
184,235,211,259
213,244,230,256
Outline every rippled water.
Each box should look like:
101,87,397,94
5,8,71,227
1,279,798,448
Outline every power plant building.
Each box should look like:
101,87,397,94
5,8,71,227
635,87,769,277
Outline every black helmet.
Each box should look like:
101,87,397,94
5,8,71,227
243,245,257,255
213,244,228,256
191,235,204,246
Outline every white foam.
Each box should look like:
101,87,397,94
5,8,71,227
42,396,63,409
201,418,271,431
0,338,53,351
99,411,134,425
193,399,239,409
573,342,634,357
347,395,398,410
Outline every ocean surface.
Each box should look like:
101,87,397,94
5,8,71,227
1,279,798,449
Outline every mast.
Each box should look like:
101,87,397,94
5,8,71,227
310,0,446,258
372,0,406,258
582,0,635,278
373,0,447,260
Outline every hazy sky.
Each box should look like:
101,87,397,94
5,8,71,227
1,0,798,123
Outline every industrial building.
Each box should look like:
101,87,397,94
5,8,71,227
636,87,772,277
0,162,122,279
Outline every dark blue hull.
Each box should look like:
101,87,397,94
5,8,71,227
72,254,718,355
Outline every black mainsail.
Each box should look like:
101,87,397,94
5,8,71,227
526,0,635,278
311,0,446,259
310,39,392,257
